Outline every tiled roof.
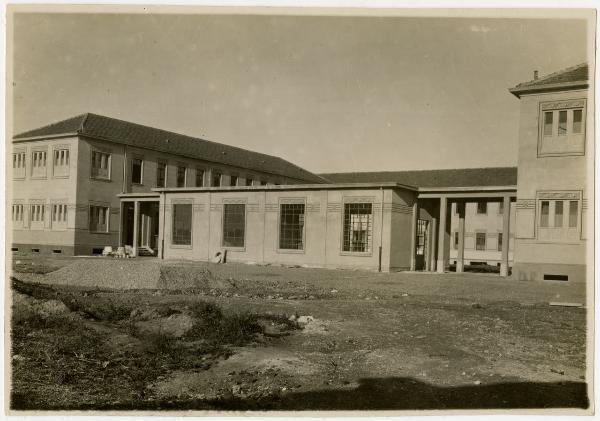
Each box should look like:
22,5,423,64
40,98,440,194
13,113,326,183
320,167,518,189
510,63,588,97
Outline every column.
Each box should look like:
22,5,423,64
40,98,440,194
409,201,419,271
500,195,511,277
132,200,140,257
456,201,466,273
436,196,448,273
429,217,437,271
118,201,124,247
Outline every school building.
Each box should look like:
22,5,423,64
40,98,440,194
9,63,590,282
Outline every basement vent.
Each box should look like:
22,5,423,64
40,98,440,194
52,249,62,254
92,248,104,255
11,247,18,252
544,274,569,282
31,248,40,253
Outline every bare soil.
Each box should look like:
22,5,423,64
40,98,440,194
9,257,589,412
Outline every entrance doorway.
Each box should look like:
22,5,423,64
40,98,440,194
121,201,160,256
415,219,429,270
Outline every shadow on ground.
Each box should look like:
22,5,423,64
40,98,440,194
12,377,589,411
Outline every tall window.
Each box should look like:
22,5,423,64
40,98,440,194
554,201,564,227
156,161,167,187
13,152,26,178
32,205,44,221
475,232,486,251
131,158,143,184
12,204,24,222
279,203,305,250
176,165,186,187
543,111,553,136
476,201,487,214
230,175,238,187
195,168,205,187
498,201,504,215
343,203,373,253
497,233,503,252
89,205,109,232
246,178,254,186
223,204,245,247
31,151,47,177
540,201,550,228
211,171,222,187
53,149,70,177
569,201,579,228
453,232,459,250
52,204,68,228
558,110,568,135
260,180,268,186
172,203,192,245
91,150,111,180
573,109,583,134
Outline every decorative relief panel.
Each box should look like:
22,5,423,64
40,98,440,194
541,100,586,110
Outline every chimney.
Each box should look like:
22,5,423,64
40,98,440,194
533,70,539,80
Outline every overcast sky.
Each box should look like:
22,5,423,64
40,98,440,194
11,12,589,173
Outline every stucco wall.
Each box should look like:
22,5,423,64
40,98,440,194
513,88,590,282
159,187,403,271
10,136,79,253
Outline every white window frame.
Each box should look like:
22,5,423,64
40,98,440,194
89,203,110,233
52,146,71,178
30,149,48,179
90,149,112,181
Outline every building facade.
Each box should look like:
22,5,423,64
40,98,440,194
509,63,591,283
10,113,325,255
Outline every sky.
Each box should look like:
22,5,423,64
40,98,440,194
11,12,590,174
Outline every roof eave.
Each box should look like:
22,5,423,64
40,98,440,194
12,132,79,142
509,81,588,98
151,181,418,193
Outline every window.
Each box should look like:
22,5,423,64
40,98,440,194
223,204,246,247
573,109,583,134
543,111,553,136
230,175,238,187
156,161,167,187
13,152,26,178
540,201,550,228
343,203,373,253
89,205,109,232
279,203,305,250
53,149,70,177
554,201,563,228
172,203,192,245
246,178,253,186
475,232,486,251
497,233,503,252
260,180,268,186
498,201,504,215
131,158,143,184
476,201,487,214
211,171,222,187
91,150,111,180
176,165,186,187
12,204,24,222
52,204,68,227
31,151,47,177
30,204,45,222
195,168,205,187
453,232,459,250
558,110,568,135
569,201,578,228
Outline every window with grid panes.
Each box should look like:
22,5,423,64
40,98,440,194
475,232,486,251
156,161,167,187
53,149,70,176
172,203,192,245
176,165,186,187
343,203,373,252
91,151,111,179
279,203,305,250
89,205,109,232
222,204,245,247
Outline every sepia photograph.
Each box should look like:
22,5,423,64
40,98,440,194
4,5,595,415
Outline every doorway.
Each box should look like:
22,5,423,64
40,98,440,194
415,219,429,270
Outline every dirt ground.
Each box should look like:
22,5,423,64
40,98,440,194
8,255,590,412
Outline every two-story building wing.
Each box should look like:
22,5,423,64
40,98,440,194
509,63,591,282
10,113,326,255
